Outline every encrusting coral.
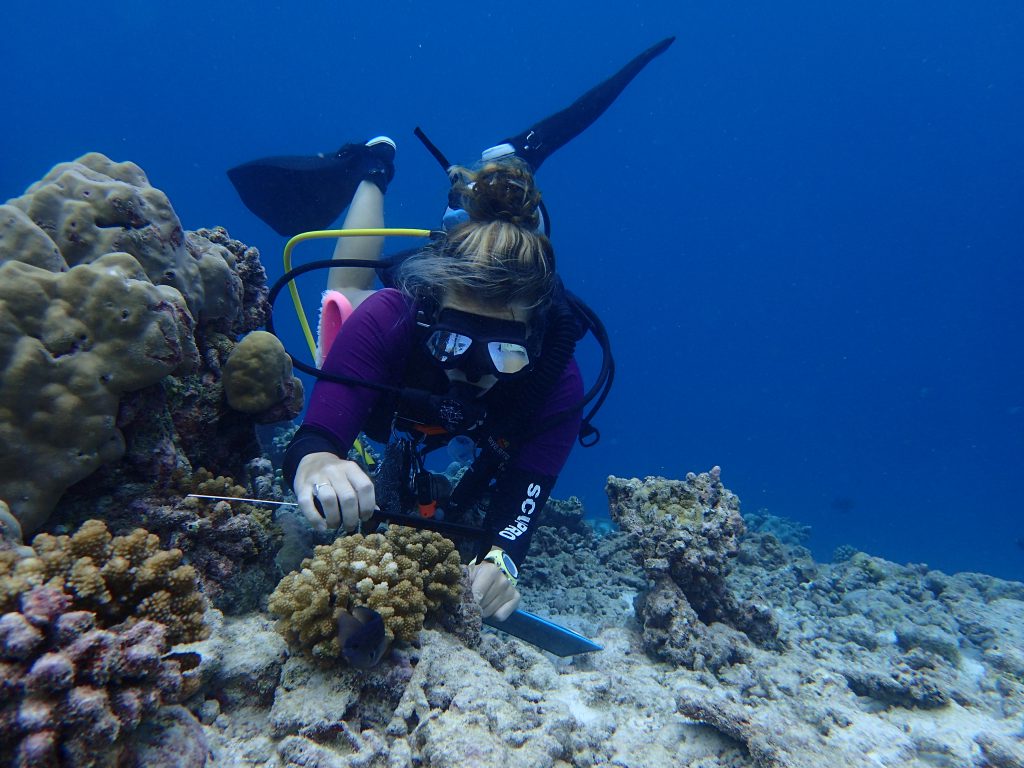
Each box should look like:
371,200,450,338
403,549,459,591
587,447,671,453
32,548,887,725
607,468,779,670
0,519,209,644
0,585,191,768
268,526,462,662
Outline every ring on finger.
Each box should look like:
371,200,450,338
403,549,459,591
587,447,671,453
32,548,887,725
314,482,330,495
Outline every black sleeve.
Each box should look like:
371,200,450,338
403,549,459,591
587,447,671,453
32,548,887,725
479,466,558,566
282,425,349,490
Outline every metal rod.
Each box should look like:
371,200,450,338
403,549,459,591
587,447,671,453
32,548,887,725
186,494,298,506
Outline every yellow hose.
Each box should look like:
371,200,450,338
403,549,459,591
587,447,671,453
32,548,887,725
283,228,432,357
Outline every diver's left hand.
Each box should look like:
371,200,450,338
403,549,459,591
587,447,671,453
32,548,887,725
468,562,520,621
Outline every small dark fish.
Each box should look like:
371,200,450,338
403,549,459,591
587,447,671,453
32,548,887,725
162,650,202,672
831,497,855,515
337,605,389,668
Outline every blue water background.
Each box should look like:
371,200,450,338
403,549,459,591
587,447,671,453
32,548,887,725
3,2,1022,580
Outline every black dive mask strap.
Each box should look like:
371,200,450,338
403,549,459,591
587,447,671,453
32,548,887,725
432,307,528,343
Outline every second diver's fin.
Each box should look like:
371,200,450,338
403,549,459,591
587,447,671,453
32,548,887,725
227,143,370,237
483,609,602,656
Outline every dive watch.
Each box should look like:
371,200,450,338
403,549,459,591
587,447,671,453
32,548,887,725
482,547,519,586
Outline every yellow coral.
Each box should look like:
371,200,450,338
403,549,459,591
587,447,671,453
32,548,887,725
110,528,161,563
385,526,462,613
0,519,208,643
68,557,111,604
68,519,112,560
268,526,464,662
222,330,300,414
192,467,247,500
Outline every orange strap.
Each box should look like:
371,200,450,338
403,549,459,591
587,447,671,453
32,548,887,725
413,424,449,436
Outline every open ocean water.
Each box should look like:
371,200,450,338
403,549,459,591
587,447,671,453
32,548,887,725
2,0,1021,580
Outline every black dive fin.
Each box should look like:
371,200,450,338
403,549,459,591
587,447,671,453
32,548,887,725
227,143,369,237
502,35,676,171
483,609,602,656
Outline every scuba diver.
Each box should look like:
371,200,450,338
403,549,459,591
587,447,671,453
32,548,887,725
229,37,675,624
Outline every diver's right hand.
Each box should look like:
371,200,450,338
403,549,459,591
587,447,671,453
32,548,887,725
294,453,376,533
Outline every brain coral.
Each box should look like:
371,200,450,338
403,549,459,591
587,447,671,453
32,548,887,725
0,519,209,644
268,526,462,662
0,585,187,768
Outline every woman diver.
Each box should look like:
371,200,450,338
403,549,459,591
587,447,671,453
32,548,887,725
286,155,576,622
243,37,675,622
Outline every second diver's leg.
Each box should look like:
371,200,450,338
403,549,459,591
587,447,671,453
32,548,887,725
496,36,675,171
327,180,385,309
327,137,395,309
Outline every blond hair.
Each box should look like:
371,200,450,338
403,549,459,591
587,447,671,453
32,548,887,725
396,159,555,311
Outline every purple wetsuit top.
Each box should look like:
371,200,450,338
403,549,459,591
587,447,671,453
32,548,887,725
304,289,582,476
292,289,583,561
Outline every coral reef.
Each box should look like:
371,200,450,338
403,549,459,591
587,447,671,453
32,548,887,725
0,519,208,644
519,496,645,637
122,481,1024,768
655,525,1024,767
51,465,286,616
55,227,294,517
1,154,302,535
607,468,780,670
0,585,194,768
268,526,463,662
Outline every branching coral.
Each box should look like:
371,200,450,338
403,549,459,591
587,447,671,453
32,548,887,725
385,524,464,614
0,519,208,644
0,586,188,767
268,526,462,662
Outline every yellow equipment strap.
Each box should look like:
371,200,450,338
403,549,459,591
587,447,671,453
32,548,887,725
283,228,432,358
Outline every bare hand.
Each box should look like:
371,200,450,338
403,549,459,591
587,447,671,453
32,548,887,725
469,561,520,621
294,452,376,532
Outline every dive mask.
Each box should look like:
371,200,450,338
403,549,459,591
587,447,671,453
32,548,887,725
424,308,531,380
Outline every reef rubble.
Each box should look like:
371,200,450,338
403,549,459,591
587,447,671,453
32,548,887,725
158,469,1024,768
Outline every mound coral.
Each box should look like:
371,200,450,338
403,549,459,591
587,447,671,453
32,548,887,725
268,526,462,662
0,519,208,644
607,468,779,670
1,154,301,535
4,152,235,322
0,586,189,767
0,251,198,533
222,330,303,420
